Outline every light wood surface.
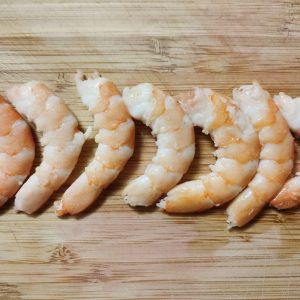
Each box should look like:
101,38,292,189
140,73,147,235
0,1,300,299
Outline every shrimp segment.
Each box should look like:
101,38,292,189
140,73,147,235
6,82,86,214
270,93,300,209
122,83,195,206
0,96,35,206
227,82,294,228
55,72,135,216
157,88,260,213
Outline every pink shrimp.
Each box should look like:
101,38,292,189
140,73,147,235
157,87,260,213
122,83,195,207
270,93,300,209
227,82,294,228
55,72,135,216
0,96,35,207
6,82,87,214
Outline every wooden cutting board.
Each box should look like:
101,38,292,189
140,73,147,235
0,1,300,299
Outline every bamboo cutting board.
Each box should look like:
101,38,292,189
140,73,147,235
0,1,300,299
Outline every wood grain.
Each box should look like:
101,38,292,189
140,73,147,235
0,1,300,299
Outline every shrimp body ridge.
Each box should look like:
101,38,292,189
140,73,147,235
55,72,135,215
0,96,35,207
157,87,260,213
6,81,86,214
227,82,294,228
122,83,195,206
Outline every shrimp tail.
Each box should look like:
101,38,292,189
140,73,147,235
270,176,300,209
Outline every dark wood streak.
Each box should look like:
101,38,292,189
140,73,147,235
0,283,21,300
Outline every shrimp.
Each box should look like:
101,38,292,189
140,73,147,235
0,96,35,207
6,82,87,214
273,93,300,136
270,93,300,209
157,88,260,213
122,83,195,206
227,82,294,228
55,72,135,216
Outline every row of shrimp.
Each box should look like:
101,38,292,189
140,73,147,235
1,71,300,228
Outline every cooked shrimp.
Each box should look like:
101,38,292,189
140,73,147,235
122,83,195,206
227,82,294,228
0,96,35,207
55,72,135,216
273,93,300,136
270,93,300,209
157,88,260,213
6,82,87,214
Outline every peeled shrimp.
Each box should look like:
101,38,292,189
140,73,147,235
0,96,35,207
6,82,86,214
273,93,300,136
270,93,300,209
227,82,294,228
55,72,135,215
157,88,260,213
122,83,195,206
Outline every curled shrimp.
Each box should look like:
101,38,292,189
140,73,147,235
270,93,300,209
6,82,87,214
122,83,195,206
55,72,135,216
0,96,35,207
157,88,260,213
227,82,294,228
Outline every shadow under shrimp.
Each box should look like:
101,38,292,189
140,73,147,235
0,200,14,216
181,127,214,183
